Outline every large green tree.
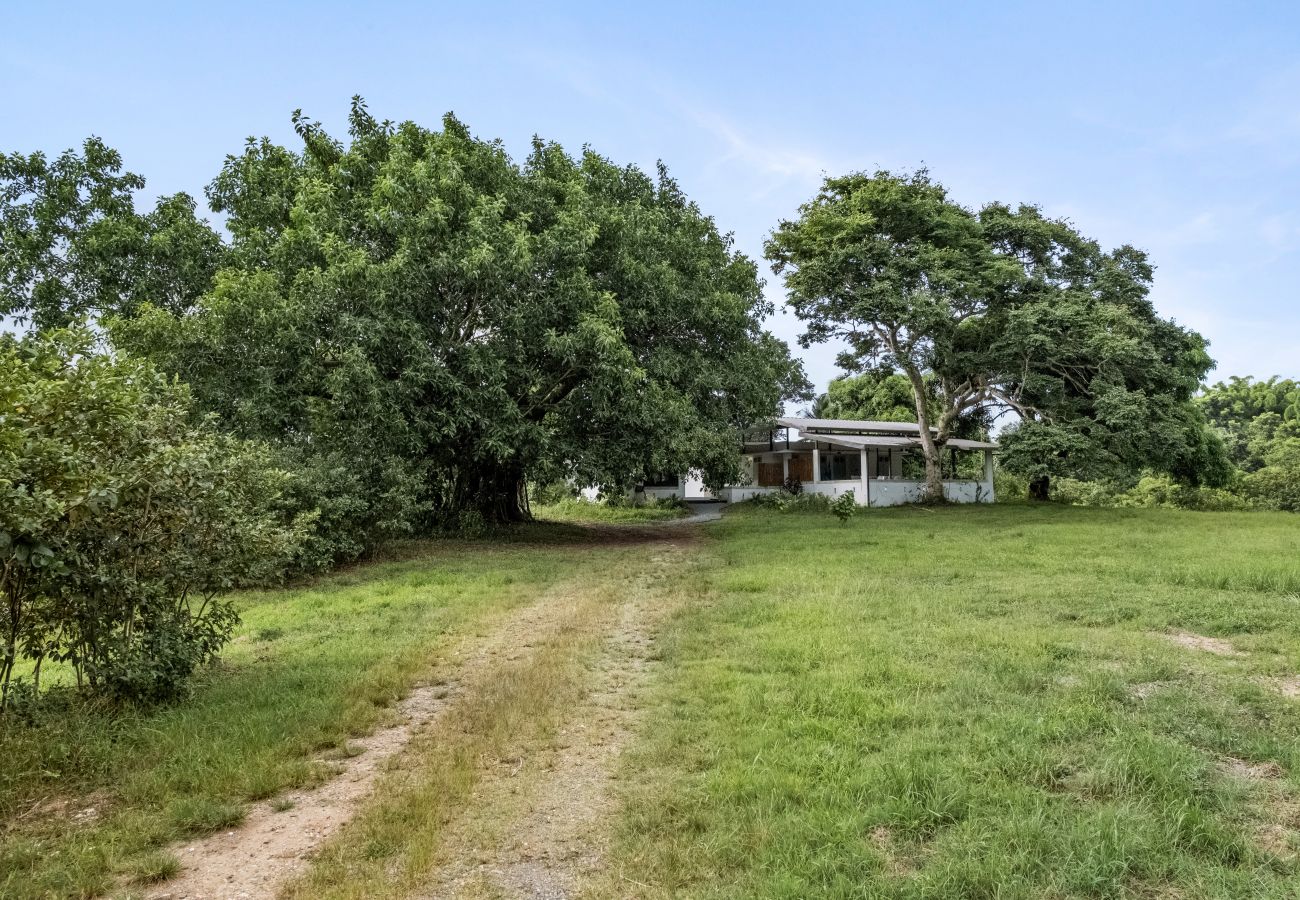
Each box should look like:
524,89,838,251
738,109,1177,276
113,99,805,544
0,139,224,329
1198,376,1300,469
766,170,1227,500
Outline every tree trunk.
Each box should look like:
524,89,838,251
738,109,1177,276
452,460,533,526
901,364,945,502
1028,475,1050,501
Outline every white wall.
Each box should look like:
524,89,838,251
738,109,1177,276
802,478,994,507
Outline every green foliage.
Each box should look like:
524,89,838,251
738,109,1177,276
830,490,857,523
0,329,304,706
1183,377,1300,511
1052,475,1249,511
1240,438,1300,511
748,491,831,513
767,169,1227,497
110,98,806,553
0,139,223,330
818,369,990,439
533,496,689,523
528,479,578,506
1199,375,1300,431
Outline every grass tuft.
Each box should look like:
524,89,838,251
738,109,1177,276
126,849,181,884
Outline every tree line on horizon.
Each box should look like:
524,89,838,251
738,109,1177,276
2,98,1292,706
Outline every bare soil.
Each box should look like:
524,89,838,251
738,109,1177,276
415,547,686,899
1156,631,1244,656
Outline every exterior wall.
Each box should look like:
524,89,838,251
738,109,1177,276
682,471,716,500
717,485,780,503
802,478,994,506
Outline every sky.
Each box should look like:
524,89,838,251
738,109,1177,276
4,1,1298,394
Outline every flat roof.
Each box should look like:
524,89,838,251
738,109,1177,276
777,416,922,434
769,417,997,450
802,433,998,451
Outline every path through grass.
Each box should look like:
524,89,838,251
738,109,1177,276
0,532,668,898
4,504,1300,899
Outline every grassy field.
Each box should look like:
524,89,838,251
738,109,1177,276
605,503,1300,898
2,503,1299,898
0,531,664,898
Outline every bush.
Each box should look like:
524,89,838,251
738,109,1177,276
0,330,306,708
993,469,1028,501
1050,474,1251,512
529,479,578,507
1051,478,1124,507
747,492,831,513
831,491,858,524
1116,474,1249,511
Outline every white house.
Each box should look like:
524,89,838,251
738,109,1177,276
643,416,996,507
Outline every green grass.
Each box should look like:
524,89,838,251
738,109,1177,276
5,504,1300,899
0,537,608,899
532,496,691,523
606,503,1300,899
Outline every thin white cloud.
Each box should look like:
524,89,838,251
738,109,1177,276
686,107,834,188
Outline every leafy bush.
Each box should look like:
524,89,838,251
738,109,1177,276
0,330,306,707
529,479,578,507
1116,474,1249,511
1051,478,1124,507
993,469,1028,501
1050,474,1249,511
781,476,804,496
1240,439,1300,511
831,491,858,524
747,492,831,513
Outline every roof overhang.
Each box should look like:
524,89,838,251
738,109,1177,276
802,433,999,452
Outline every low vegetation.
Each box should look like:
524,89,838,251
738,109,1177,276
3,505,1298,898
605,503,1300,898
0,537,599,897
532,496,691,524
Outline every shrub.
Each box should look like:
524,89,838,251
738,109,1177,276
1240,439,1300,511
781,476,804,496
747,492,831,513
831,491,858,524
993,469,1028,501
529,479,578,507
1051,478,1124,507
0,330,306,708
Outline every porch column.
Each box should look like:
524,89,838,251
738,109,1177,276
812,443,821,483
983,450,994,483
782,455,789,481
859,447,869,506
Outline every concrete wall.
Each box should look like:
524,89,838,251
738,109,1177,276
717,485,781,503
802,478,994,507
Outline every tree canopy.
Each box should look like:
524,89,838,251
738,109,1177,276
766,170,1228,499
0,139,224,330
110,99,806,545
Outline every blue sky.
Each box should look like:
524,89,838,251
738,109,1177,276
4,1,1297,392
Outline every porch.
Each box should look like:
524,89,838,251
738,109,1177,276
726,417,997,507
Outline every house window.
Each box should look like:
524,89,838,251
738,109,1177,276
643,473,679,488
825,453,861,480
